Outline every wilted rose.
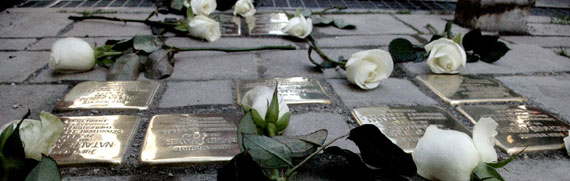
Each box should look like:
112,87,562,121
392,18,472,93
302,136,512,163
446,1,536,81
345,49,394,89
425,38,466,74
49,37,95,73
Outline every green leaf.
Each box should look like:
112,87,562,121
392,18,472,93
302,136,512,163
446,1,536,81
217,152,265,181
143,49,174,79
463,29,483,52
2,110,30,178
170,0,185,11
105,38,133,52
453,33,462,45
301,9,312,17
444,20,453,38
174,21,190,32
96,58,114,69
467,53,480,63
429,34,444,43
243,134,293,168
275,112,290,132
471,163,505,181
133,35,163,53
25,155,61,181
0,124,15,159
388,38,426,63
487,151,520,168
479,41,510,63
251,109,265,128
238,112,259,151
273,129,327,158
312,17,334,25
94,47,104,59
332,18,356,29
186,6,194,19
106,53,141,81
265,86,280,123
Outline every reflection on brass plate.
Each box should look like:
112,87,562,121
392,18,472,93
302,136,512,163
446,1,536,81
236,77,331,104
49,115,140,165
141,114,241,164
55,81,160,110
247,13,288,35
457,105,570,155
351,106,468,153
211,13,241,36
416,74,526,105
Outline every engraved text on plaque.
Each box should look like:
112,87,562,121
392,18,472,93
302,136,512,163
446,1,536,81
237,77,330,104
247,13,288,35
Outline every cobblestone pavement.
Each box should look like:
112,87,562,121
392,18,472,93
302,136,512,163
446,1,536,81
1,7,570,180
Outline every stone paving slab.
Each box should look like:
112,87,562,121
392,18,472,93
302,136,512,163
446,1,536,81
315,14,416,35
402,44,570,75
317,35,421,48
0,38,36,50
394,14,471,35
528,15,552,23
499,158,570,181
62,176,130,181
259,49,363,79
284,112,359,153
528,23,570,36
63,14,153,37
497,75,570,123
165,37,300,49
30,66,108,83
28,37,131,50
0,84,68,125
0,12,71,38
0,51,48,82
170,52,258,80
159,80,233,108
328,78,437,108
502,36,570,48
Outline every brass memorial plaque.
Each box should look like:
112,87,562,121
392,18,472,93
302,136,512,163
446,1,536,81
236,77,331,104
211,13,241,36
416,74,526,105
55,81,160,110
457,105,570,154
140,114,241,164
49,115,141,165
351,106,469,153
247,13,288,35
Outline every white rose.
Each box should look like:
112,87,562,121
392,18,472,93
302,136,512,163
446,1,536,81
345,49,394,89
412,117,498,181
188,15,221,42
49,37,95,73
282,14,312,39
425,38,466,74
1,112,63,161
242,86,290,131
190,0,217,16
233,0,256,17
564,130,569,157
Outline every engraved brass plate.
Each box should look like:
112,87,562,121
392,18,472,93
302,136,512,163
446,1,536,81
211,13,241,36
140,114,241,164
351,106,469,153
457,105,570,155
247,13,288,35
49,115,141,165
417,74,526,105
236,77,331,104
55,81,160,110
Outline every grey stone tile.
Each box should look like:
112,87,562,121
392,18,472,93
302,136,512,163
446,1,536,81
63,14,153,37
395,14,471,35
497,75,570,123
0,12,71,37
284,112,359,153
165,37,300,49
0,52,47,82
317,35,421,48
528,15,552,24
31,67,108,83
502,36,570,48
170,52,258,80
316,14,416,35
62,176,130,181
499,158,570,180
0,84,68,125
402,44,570,75
528,23,570,36
0,38,36,50
159,80,233,108
328,78,436,108
28,37,130,51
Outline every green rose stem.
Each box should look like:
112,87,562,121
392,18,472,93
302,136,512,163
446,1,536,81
68,15,178,27
102,51,122,57
312,6,348,16
306,35,347,68
163,44,297,53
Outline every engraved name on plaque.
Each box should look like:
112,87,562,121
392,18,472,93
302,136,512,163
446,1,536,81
247,13,288,35
416,74,526,105
211,13,241,36
457,105,570,154
55,81,160,110
237,77,331,104
140,114,241,164
49,115,140,165
351,106,469,153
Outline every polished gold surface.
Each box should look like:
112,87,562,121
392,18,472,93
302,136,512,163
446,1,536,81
49,115,140,165
140,114,241,164
247,13,288,35
212,13,241,36
351,106,468,153
236,77,331,104
457,105,570,155
55,81,160,110
417,74,526,105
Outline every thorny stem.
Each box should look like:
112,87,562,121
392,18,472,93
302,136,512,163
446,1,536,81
284,134,350,179
164,44,297,53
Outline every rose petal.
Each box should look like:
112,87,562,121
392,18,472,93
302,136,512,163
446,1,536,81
564,131,569,157
473,117,498,163
346,60,377,89
242,86,273,107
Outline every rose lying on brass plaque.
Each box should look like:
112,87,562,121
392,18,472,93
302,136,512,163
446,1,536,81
351,106,468,153
49,115,140,165
236,77,331,104
416,74,526,105
247,13,288,35
55,81,160,111
140,114,241,164
211,13,241,36
457,105,570,155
